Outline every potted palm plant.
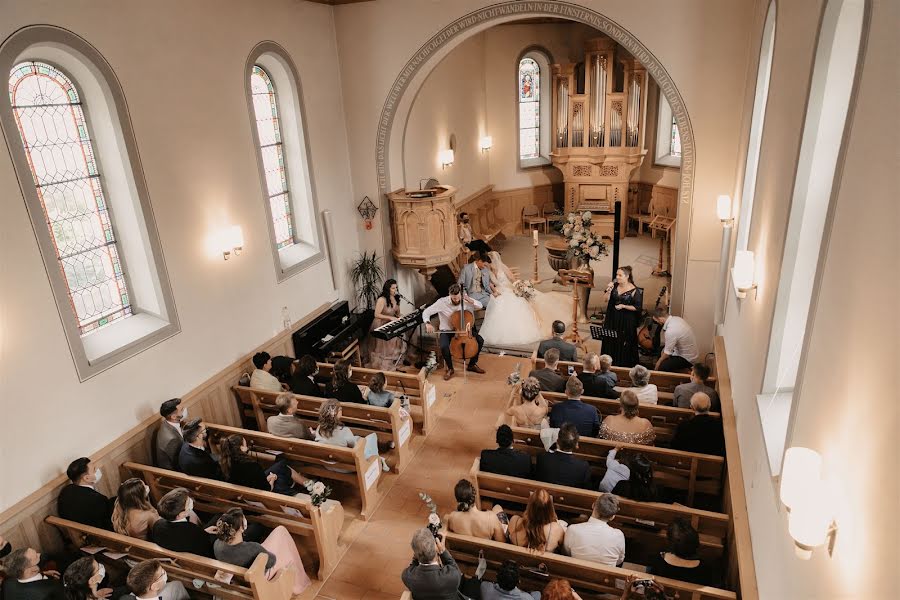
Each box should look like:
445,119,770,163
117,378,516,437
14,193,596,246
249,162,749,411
349,250,384,331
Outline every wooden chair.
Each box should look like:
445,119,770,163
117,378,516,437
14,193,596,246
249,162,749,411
522,205,547,234
541,201,564,228
46,517,294,600
121,462,343,580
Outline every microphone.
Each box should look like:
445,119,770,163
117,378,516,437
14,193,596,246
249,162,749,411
398,292,416,307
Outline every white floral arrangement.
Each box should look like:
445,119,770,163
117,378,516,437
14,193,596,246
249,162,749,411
304,480,332,507
419,492,443,537
423,351,438,377
561,211,608,263
512,279,536,300
507,362,522,386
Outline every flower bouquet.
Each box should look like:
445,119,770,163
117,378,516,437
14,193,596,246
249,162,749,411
507,362,522,386
304,480,332,507
512,279,536,300
561,211,608,263
419,492,443,537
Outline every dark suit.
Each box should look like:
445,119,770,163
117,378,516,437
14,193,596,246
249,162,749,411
401,550,461,600
1,577,65,600
577,372,620,399
151,519,214,558
156,421,183,470
549,398,600,438
537,337,577,362
324,381,365,404
289,375,323,397
671,414,725,456
178,444,223,480
479,447,532,479
534,451,592,489
57,484,113,531
528,368,565,393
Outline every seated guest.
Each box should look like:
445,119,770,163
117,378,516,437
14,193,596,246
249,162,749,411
598,391,656,445
177,419,223,481
213,509,310,595
268,355,294,385
151,488,214,558
597,447,630,493
528,348,566,393
58,458,113,531
111,478,159,540
249,352,284,393
618,575,669,600
315,400,389,472
535,424,592,490
508,489,565,553
0,534,10,559
289,355,323,397
542,579,583,600
577,353,620,399
219,434,307,495
401,529,461,600
443,480,507,542
671,393,725,456
60,557,112,600
323,360,364,404
596,354,618,388
505,377,548,429
155,398,185,471
365,372,395,407
652,307,699,373
649,518,716,586
563,494,624,567
0,548,65,600
673,363,719,411
537,320,576,362
612,454,659,502
480,425,532,479
480,560,541,600
265,393,314,440
120,559,189,600
628,365,658,405
548,377,600,438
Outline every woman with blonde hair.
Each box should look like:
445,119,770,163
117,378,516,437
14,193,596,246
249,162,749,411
505,376,548,429
507,489,565,553
111,478,159,540
599,390,656,445
315,399,390,471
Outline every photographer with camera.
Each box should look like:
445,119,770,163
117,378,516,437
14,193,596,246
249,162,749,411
401,528,461,599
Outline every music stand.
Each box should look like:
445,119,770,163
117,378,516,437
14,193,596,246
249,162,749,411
559,269,594,349
589,324,620,359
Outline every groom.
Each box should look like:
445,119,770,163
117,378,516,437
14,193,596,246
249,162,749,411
423,283,486,380
458,252,496,309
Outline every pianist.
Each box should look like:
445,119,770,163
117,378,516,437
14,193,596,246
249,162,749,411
423,283,486,380
369,279,404,370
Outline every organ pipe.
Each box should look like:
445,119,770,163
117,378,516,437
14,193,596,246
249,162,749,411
589,55,606,147
556,79,569,147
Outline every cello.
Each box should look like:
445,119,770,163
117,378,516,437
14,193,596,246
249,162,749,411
448,289,479,372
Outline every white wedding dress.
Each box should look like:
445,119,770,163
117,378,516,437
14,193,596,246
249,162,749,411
479,251,572,346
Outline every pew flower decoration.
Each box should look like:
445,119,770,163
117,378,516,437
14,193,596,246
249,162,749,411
512,279,536,300
419,492,443,537
507,362,522,386
304,480,332,507
423,351,438,377
562,211,607,262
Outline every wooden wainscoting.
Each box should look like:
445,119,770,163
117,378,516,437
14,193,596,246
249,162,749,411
492,184,556,235
0,303,331,553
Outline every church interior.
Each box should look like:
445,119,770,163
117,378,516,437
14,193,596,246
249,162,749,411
0,1,896,599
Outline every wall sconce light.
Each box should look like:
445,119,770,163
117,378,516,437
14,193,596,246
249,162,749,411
439,149,455,169
731,250,758,299
780,447,837,559
717,194,734,227
480,136,493,153
219,225,244,260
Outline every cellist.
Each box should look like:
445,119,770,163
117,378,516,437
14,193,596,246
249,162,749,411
422,283,487,380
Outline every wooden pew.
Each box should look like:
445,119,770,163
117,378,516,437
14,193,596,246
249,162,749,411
445,533,736,600
122,462,342,580
508,426,725,507
45,517,293,600
468,458,729,565
233,386,413,474
315,362,437,435
205,423,383,520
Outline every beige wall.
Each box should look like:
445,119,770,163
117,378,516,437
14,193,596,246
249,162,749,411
0,0,359,510
722,0,899,596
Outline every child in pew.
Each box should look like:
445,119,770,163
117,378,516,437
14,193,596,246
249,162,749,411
598,446,630,493
364,372,395,407
314,399,391,472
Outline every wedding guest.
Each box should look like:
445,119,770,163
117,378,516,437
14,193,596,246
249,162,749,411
111,478,159,540
649,518,716,586
480,560,541,600
671,393,725,456
505,377,548,429
177,419,223,481
617,575,669,600
61,557,112,600
151,488,214,558
369,279,405,370
537,321,576,362
563,494,624,567
458,212,474,245
480,425,532,479
507,490,565,553
628,365,658,405
120,559,189,600
652,307,699,373
58,458,113,531
249,352,285,393
219,434,307,495
265,394,315,441
324,360,364,404
0,548,65,599
612,454,660,502
543,579,583,600
155,398,186,470
401,530,461,600
597,447,630,494
213,509,310,595
269,355,295,385
0,535,10,559
577,353,620,399
548,377,600,438
535,424,591,489
289,355,323,397
598,391,656,445
596,355,618,388
529,348,566,393
365,372,395,408
315,400,389,472
673,363,719,411
443,480,507,542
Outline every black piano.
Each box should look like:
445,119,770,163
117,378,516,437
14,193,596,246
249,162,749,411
292,301,367,361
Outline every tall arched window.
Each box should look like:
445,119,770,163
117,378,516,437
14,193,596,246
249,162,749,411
654,92,681,167
517,49,551,168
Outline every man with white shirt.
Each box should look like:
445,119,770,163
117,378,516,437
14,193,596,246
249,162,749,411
249,352,285,392
423,283,486,380
155,398,186,470
120,559,189,600
563,494,625,567
652,307,699,372
0,548,65,600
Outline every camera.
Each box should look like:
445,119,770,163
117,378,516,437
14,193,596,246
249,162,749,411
567,365,575,375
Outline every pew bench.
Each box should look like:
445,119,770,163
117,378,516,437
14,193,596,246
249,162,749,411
121,462,343,580
45,517,294,600
206,423,384,520
233,386,413,474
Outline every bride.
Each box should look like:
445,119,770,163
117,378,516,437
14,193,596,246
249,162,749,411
479,251,571,346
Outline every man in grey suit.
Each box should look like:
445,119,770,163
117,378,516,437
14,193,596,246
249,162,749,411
537,320,577,362
266,393,315,440
155,398,185,470
528,347,566,393
401,529,461,600
458,252,495,309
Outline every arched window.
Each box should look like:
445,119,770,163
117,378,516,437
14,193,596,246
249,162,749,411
654,90,681,167
669,116,682,157
517,49,551,168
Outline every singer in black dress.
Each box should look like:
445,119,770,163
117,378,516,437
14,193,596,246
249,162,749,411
603,266,644,368
369,279,404,369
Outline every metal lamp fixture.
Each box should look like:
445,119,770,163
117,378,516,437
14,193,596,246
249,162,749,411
717,194,734,227
780,447,838,559
357,196,378,230
439,148,455,169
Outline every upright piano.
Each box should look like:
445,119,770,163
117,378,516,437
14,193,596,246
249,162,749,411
292,301,367,361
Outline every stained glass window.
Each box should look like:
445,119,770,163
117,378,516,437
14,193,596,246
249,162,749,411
670,116,682,157
9,61,131,335
250,65,294,249
518,57,540,160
